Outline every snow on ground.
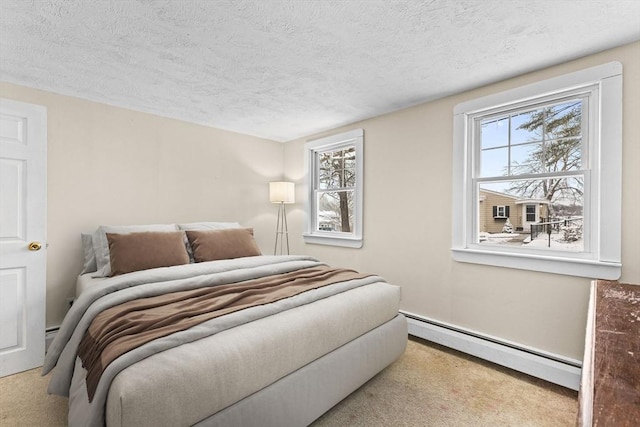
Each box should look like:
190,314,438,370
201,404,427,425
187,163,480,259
525,233,583,251
478,232,518,244
479,231,583,251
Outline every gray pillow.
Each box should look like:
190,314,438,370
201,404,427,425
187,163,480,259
92,224,178,277
177,222,242,231
80,233,97,274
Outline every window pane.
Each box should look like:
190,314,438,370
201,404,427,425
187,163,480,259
317,190,354,233
480,116,509,149
478,177,584,252
511,109,542,145
479,99,584,178
546,100,582,140
545,136,582,172
510,142,544,175
318,146,356,190
480,147,508,177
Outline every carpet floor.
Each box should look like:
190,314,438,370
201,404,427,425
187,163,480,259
0,337,577,426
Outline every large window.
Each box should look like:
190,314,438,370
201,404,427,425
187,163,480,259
452,62,622,279
304,129,363,248
478,94,587,252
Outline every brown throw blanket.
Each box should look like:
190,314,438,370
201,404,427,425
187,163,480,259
78,266,371,401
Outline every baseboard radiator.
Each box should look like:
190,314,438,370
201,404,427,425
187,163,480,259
402,311,582,391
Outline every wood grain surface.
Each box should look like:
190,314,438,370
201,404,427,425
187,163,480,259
592,280,639,426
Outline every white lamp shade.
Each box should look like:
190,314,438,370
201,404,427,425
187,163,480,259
270,181,295,204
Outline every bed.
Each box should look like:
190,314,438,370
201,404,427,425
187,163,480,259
44,223,407,427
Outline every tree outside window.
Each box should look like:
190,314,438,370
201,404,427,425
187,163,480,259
317,147,355,233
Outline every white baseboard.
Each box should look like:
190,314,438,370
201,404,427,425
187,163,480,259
402,311,582,391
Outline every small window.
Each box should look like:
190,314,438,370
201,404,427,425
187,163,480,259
493,205,509,218
525,205,537,222
452,62,622,279
304,129,363,248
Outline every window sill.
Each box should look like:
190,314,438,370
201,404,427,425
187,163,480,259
303,233,363,248
451,248,621,279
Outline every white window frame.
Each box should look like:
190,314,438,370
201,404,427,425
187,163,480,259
452,62,622,279
304,129,364,248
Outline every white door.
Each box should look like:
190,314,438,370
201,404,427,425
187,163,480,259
0,98,47,377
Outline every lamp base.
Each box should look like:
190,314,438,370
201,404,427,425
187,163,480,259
274,202,289,255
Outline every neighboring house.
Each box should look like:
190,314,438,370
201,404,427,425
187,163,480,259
318,210,339,231
479,189,549,233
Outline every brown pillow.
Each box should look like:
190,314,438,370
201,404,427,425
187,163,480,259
106,231,190,276
185,228,261,262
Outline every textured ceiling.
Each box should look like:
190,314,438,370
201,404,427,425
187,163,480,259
1,1,639,142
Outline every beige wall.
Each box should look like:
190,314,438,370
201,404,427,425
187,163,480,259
0,83,284,327
283,42,640,361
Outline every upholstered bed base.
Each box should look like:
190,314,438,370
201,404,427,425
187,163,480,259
196,314,407,427
103,314,406,427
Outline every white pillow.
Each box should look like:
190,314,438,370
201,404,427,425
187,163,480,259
80,233,97,274
177,222,242,231
91,224,178,277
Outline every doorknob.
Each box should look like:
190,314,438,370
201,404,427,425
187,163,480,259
28,242,42,251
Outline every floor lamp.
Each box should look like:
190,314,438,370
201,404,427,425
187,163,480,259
270,181,295,255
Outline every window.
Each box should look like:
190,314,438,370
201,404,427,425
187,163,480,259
493,205,509,218
304,129,363,247
525,205,536,222
452,62,622,279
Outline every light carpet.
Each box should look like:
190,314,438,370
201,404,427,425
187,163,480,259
0,337,577,426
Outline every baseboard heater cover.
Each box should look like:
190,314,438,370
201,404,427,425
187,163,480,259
402,311,581,391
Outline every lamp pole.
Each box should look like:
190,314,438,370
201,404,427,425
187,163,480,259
274,201,290,255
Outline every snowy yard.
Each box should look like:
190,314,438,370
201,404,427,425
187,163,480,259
479,232,522,244
525,232,583,251
479,231,583,251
